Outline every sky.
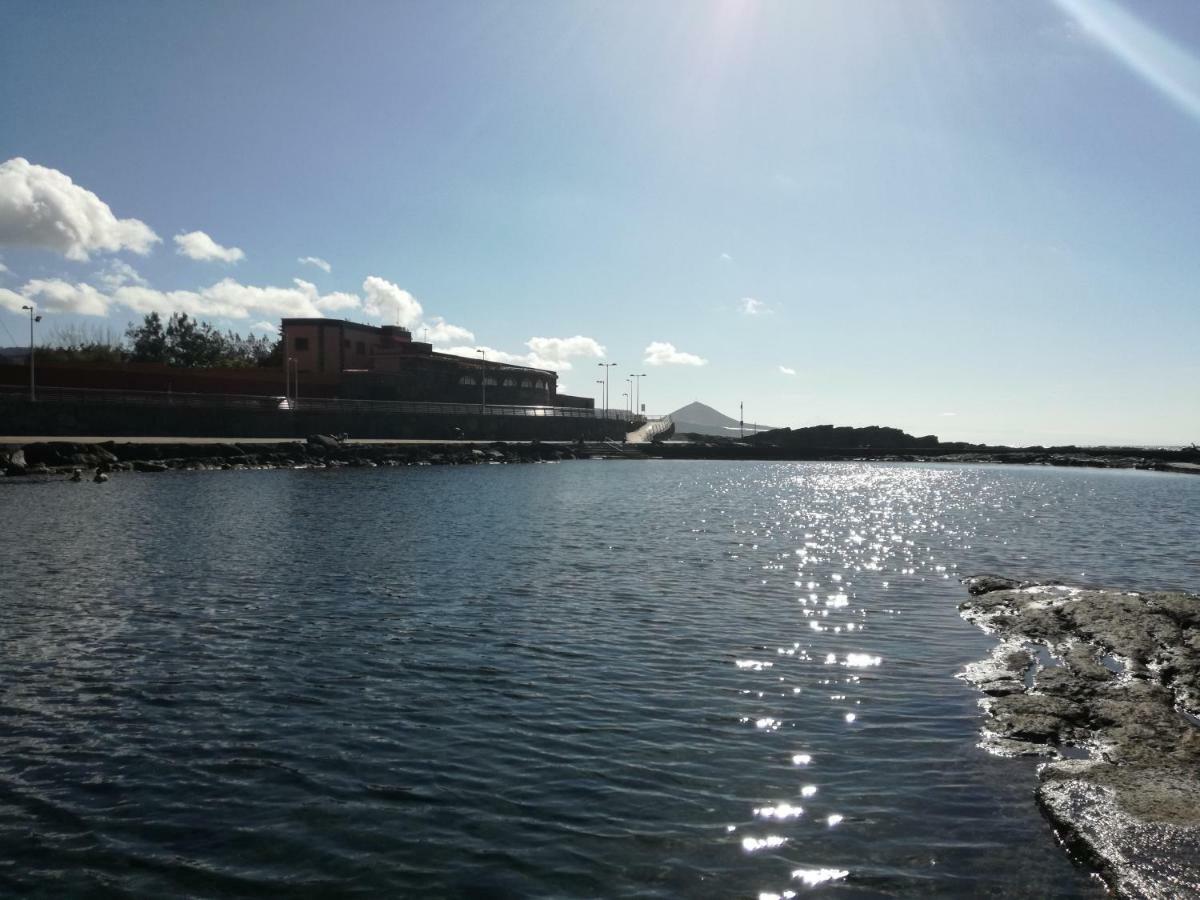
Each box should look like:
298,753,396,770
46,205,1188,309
1,0,1198,446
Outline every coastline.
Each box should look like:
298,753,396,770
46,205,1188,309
3,437,1199,478
0,436,591,477
958,576,1200,898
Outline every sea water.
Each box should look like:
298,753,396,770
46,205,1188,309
1,461,1197,898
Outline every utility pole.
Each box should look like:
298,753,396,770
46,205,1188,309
20,304,40,402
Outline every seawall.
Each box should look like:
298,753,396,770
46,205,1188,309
0,395,625,442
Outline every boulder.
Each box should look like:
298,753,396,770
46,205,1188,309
962,574,1022,595
307,434,342,451
5,449,27,476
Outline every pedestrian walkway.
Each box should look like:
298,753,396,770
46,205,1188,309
626,415,674,444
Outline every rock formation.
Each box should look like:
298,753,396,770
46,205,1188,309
959,576,1200,898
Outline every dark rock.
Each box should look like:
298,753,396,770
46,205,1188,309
962,574,1022,595
132,460,169,473
307,434,342,451
958,579,1200,897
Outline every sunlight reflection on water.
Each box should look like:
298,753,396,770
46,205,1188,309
1,461,1196,897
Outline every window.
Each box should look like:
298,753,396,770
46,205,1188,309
458,375,476,386
484,377,498,386
502,378,515,387
356,341,366,355
294,337,309,351
520,380,531,389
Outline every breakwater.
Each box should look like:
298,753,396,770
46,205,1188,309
1,436,591,476
959,576,1200,898
652,443,1200,476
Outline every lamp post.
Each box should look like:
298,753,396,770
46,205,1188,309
625,378,633,414
20,304,40,402
595,379,604,411
629,372,646,415
477,349,486,411
622,392,628,415
598,362,617,417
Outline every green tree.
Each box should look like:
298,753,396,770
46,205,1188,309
124,312,280,367
126,312,168,363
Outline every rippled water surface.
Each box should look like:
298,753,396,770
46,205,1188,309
2,461,1198,898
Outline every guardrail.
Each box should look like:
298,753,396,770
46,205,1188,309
642,415,674,440
0,384,644,423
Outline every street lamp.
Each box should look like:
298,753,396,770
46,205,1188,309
629,373,646,415
20,305,40,402
477,349,486,410
622,392,628,415
625,378,633,414
598,362,617,416
595,379,604,411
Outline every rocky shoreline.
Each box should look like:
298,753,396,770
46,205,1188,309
0,436,590,478
4,438,1199,480
959,575,1200,899
657,442,1200,476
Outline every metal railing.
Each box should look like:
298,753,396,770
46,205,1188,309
641,414,674,440
0,384,643,422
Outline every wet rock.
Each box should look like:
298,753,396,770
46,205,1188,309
958,579,1200,897
962,574,1022,595
132,460,169,473
5,448,27,476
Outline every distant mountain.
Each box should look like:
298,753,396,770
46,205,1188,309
668,401,777,438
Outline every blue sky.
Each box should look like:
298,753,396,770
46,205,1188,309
1,0,1198,445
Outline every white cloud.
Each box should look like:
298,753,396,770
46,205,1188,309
0,275,356,321
644,341,707,367
0,287,26,313
740,297,768,316
362,275,422,327
525,335,605,370
940,411,957,417
174,230,245,263
779,365,796,376
440,335,605,372
314,292,361,312
0,157,160,261
115,277,336,320
298,255,332,273
0,278,112,316
0,261,8,274
421,316,475,345
289,278,360,313
250,320,278,334
95,259,146,290
719,252,733,262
